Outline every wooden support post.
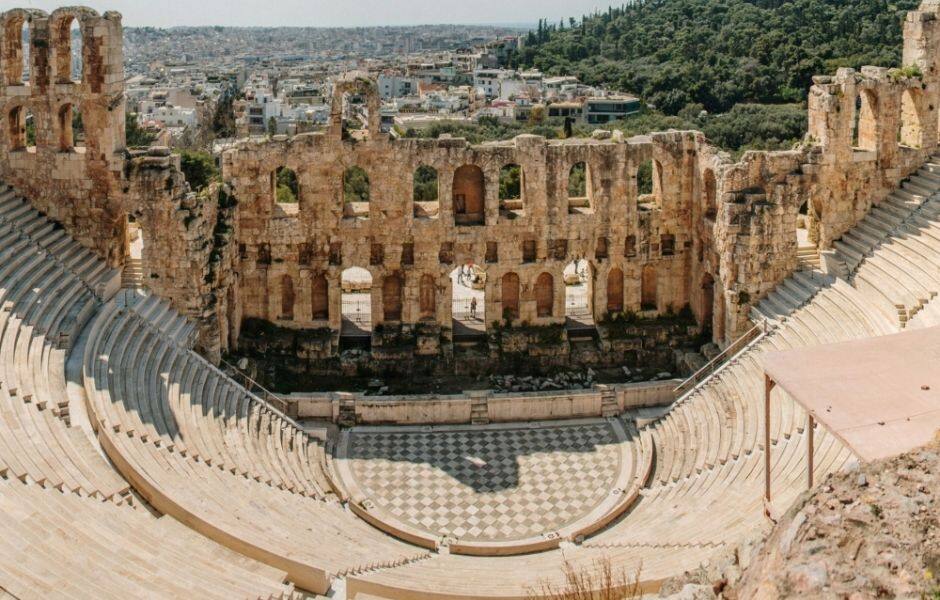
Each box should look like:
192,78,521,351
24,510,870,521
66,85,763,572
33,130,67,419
764,375,775,513
807,413,815,490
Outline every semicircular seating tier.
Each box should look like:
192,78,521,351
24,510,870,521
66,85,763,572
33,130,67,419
0,186,297,599
4,151,940,597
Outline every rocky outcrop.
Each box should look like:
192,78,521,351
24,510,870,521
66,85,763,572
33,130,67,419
659,436,940,599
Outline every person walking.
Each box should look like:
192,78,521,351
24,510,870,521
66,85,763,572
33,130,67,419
470,297,478,320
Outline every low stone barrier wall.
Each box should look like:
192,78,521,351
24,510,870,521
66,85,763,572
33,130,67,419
288,379,680,425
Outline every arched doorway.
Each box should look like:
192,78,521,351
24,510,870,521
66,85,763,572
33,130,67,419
419,274,436,320
310,273,329,320
797,200,820,270
535,272,554,318
501,272,520,321
563,259,592,317
852,90,878,152
453,165,485,226
606,268,624,314
899,88,925,149
451,263,485,335
382,273,403,322
341,267,372,339
641,265,657,311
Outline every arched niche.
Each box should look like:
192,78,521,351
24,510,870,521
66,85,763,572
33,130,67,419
453,164,485,226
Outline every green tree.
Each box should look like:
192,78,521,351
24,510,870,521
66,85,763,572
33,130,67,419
499,164,522,200
275,167,299,203
527,105,546,125
178,149,219,193
210,89,237,139
25,113,35,146
267,116,278,136
509,0,918,115
126,111,157,147
343,167,370,203
413,165,439,201
567,162,586,197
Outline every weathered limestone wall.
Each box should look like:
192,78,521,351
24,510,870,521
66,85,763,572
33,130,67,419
4,3,940,369
221,119,713,354
126,149,229,358
0,7,126,266
0,6,221,353
803,2,940,251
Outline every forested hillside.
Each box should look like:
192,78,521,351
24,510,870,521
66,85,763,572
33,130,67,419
509,0,919,115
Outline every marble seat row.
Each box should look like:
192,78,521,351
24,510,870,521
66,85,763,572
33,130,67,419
83,294,430,595
100,289,334,497
0,476,297,600
0,184,302,598
833,169,940,325
0,188,127,498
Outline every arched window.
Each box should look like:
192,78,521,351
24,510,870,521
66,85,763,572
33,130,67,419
453,164,485,225
899,88,925,149
53,15,82,84
535,272,554,318
3,17,29,85
625,234,637,258
383,273,403,321
638,159,653,196
638,159,663,205
607,268,624,313
8,106,25,150
419,274,436,320
58,103,74,151
413,165,438,201
703,169,717,219
641,265,657,311
343,166,370,218
280,274,295,320
661,234,676,257
567,161,591,213
413,165,439,219
311,273,328,320
499,163,523,217
501,272,520,320
274,166,299,204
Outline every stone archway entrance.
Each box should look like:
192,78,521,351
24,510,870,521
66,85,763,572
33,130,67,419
451,263,485,338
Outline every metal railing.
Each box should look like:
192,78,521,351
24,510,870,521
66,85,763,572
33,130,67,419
452,298,484,322
672,320,770,401
218,356,293,416
119,295,305,435
341,298,371,325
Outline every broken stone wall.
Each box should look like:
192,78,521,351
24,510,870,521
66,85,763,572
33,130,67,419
221,122,706,356
0,7,126,266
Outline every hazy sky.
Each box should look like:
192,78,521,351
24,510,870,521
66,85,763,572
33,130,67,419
16,0,614,27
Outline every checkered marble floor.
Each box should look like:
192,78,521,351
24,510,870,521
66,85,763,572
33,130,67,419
339,421,624,543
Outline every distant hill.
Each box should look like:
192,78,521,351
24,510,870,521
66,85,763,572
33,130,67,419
509,0,920,114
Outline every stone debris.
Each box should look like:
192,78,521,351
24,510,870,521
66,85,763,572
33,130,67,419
488,370,597,393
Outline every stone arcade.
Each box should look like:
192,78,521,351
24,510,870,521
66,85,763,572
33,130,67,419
1,3,940,598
